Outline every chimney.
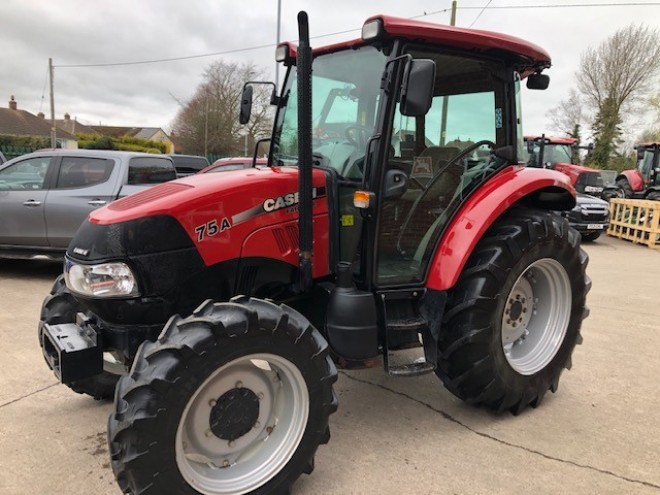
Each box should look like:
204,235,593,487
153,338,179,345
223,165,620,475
9,95,17,110
37,112,45,119
64,112,70,121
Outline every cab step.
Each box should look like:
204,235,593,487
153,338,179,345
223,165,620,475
387,357,435,377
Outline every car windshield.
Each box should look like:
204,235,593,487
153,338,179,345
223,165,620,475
271,45,387,178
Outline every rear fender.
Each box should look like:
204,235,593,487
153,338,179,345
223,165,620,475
619,170,645,191
425,166,574,291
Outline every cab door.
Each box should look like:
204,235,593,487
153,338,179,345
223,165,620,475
0,156,53,247
373,48,510,287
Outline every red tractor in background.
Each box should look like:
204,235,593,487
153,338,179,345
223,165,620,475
523,135,608,196
615,142,660,200
38,12,590,495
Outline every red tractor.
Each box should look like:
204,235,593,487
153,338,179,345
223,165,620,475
39,12,590,495
615,142,660,200
523,135,607,195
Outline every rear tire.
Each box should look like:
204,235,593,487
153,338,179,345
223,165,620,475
436,209,590,414
616,178,633,198
39,275,120,400
581,231,601,242
108,297,337,495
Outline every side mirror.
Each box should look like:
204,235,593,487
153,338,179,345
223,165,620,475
637,148,646,160
526,73,550,90
383,169,409,200
239,85,254,125
400,59,435,117
526,140,535,153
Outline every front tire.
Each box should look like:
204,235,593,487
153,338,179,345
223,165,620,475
646,191,660,201
39,275,121,400
108,297,338,495
437,209,590,414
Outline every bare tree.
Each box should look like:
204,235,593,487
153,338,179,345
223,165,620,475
171,60,273,157
575,24,660,166
547,88,586,137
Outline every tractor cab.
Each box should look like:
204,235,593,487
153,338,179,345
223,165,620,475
262,18,558,293
634,143,660,189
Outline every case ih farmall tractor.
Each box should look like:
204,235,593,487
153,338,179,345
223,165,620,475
615,142,660,200
524,135,606,195
38,12,590,495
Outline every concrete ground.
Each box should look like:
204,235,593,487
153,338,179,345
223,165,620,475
0,234,659,495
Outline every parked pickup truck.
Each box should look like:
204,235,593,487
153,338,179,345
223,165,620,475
0,149,176,259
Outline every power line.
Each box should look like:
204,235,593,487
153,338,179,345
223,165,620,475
54,2,660,69
469,0,494,28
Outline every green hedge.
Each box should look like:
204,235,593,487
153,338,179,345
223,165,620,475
77,133,166,154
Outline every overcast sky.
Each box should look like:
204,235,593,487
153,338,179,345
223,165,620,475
2,0,660,138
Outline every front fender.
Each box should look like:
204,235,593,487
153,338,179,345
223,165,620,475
425,166,574,291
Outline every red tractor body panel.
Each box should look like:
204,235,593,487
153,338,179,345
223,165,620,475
426,166,574,291
620,168,645,192
553,163,595,187
89,167,331,278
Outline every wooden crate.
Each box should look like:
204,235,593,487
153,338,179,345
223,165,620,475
607,198,660,249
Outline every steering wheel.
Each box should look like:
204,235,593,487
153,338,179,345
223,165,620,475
447,140,496,170
344,125,370,149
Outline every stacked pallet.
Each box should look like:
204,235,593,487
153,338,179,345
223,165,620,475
607,198,660,249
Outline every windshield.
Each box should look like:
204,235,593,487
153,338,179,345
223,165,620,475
524,142,573,167
272,45,387,179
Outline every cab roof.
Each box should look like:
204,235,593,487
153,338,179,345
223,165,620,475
280,14,551,77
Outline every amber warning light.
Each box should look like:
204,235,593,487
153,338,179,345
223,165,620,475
353,190,373,209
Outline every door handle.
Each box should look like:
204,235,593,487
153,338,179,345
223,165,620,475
23,200,42,207
88,199,107,206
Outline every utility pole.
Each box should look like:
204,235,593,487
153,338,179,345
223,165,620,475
275,0,282,89
440,1,457,146
204,96,209,157
49,58,56,148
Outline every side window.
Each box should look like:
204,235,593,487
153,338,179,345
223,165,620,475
56,157,114,189
0,157,50,190
128,157,176,185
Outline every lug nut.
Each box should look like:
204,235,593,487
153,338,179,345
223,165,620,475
236,381,243,389
205,430,213,438
209,399,217,407
266,426,274,435
223,460,230,468
258,392,264,400
228,440,234,447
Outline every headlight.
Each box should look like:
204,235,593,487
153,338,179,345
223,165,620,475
65,260,140,298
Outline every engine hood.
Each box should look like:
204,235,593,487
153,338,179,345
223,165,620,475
85,166,330,271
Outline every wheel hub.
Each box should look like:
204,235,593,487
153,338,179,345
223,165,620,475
210,388,260,441
500,259,572,375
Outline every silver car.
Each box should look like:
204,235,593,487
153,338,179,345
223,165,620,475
0,149,176,259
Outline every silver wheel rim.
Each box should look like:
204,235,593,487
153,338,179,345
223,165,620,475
175,353,309,495
501,258,572,375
